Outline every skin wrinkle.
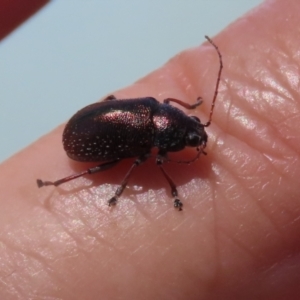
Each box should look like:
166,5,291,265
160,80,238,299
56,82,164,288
261,83,297,119
124,203,149,228
129,235,159,263
213,146,300,273
211,140,286,243
0,248,60,299
211,201,221,291
83,221,123,252
272,67,298,103
218,77,299,162
41,204,123,284
133,196,156,219
214,174,261,239
69,219,110,253
225,41,292,175
123,214,157,244
275,36,300,79
285,214,300,230
261,153,300,200
217,90,296,219
205,164,238,289
226,47,299,125
49,207,87,251
202,164,224,292
52,258,95,300
116,222,144,249
0,280,19,300
29,260,68,299
155,207,171,223
218,226,262,264
218,141,284,216
69,189,122,236
170,215,191,232
232,81,286,127
38,253,86,296
131,183,170,216
256,63,298,122
186,179,212,211
0,275,20,300
277,110,300,128
281,65,300,94
0,219,76,266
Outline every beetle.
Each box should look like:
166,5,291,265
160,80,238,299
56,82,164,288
37,36,223,211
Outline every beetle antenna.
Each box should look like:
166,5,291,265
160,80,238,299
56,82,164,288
204,35,223,127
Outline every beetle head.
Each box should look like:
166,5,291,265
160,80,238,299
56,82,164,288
185,116,207,148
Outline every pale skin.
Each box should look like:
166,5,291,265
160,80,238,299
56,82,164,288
1,0,300,299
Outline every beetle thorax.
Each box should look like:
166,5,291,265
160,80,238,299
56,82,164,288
152,104,206,152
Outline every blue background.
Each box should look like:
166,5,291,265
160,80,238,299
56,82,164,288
0,1,262,162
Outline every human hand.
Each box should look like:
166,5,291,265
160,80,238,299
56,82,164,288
1,0,300,299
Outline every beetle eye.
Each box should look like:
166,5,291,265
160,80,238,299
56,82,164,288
190,116,200,123
187,132,200,147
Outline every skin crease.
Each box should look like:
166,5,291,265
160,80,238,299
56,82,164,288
1,0,300,299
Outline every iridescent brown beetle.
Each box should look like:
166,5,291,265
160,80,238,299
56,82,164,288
37,36,223,211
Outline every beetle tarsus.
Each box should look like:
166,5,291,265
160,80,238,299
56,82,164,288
174,199,183,211
190,96,203,109
37,179,55,188
37,179,44,188
103,94,117,101
163,96,203,110
108,197,118,206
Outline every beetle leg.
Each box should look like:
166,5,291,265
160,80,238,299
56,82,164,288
163,96,202,110
158,164,182,211
156,155,182,211
108,155,149,206
164,36,223,126
37,159,121,188
103,94,117,101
